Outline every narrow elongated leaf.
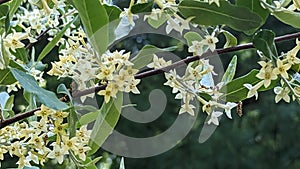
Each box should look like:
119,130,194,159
0,4,9,18
37,16,78,61
78,111,98,126
0,68,16,85
8,0,22,19
272,9,300,29
10,68,68,110
72,0,109,55
88,92,123,156
11,47,29,63
219,69,279,102
253,29,278,59
131,45,177,69
68,108,78,138
221,55,237,85
3,95,14,118
24,90,37,111
222,31,237,48
178,1,262,32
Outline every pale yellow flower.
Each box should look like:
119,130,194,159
202,35,219,51
243,81,264,100
179,103,196,116
73,143,91,161
97,83,118,103
256,68,277,88
3,32,27,52
274,59,291,78
207,111,223,125
34,105,54,119
274,86,290,103
47,144,66,164
96,64,115,80
188,41,204,56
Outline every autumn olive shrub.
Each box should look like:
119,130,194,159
0,0,299,168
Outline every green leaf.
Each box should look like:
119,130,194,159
24,90,37,111
178,1,262,32
82,157,98,169
221,31,237,48
184,31,203,47
8,0,22,19
272,9,300,29
0,4,9,18
68,108,78,138
131,45,176,69
131,1,153,14
11,47,29,63
37,16,78,61
219,69,279,102
57,83,72,103
236,0,270,34
71,0,109,55
3,94,14,118
0,92,14,118
78,111,99,127
147,12,167,29
0,68,16,85
104,4,122,22
0,17,10,69
88,92,123,156
10,68,68,110
253,29,278,59
221,55,237,85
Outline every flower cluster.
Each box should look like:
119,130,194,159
97,50,141,103
188,33,219,56
158,56,237,125
0,105,91,169
244,39,300,102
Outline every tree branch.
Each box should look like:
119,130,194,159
0,0,11,5
1,31,300,129
25,28,51,49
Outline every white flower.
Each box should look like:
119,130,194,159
188,41,204,56
179,103,196,116
224,102,237,119
202,35,219,51
147,54,172,69
3,32,27,52
144,8,162,21
274,86,290,103
47,144,67,164
166,17,182,34
243,81,264,100
207,111,223,125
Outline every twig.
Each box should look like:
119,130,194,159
25,28,51,49
1,31,300,129
0,108,40,128
72,32,300,97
